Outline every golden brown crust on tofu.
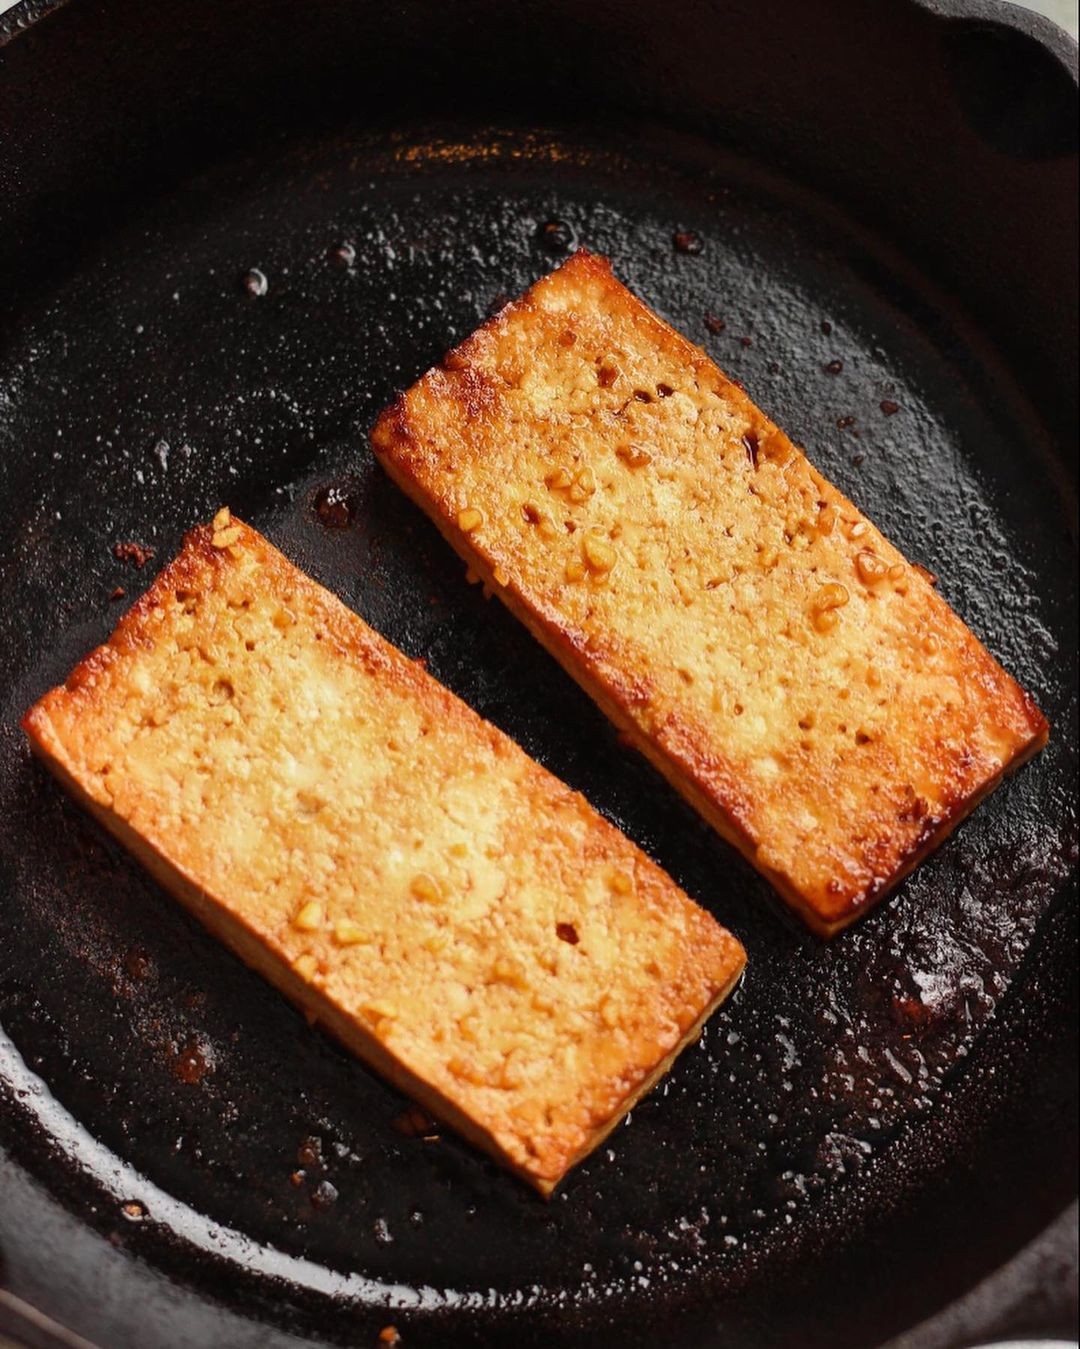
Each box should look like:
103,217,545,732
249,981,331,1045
22,512,745,1193
371,250,1048,936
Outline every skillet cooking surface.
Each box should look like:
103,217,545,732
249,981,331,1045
0,127,1076,1347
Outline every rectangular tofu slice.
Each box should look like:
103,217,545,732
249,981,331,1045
371,250,1048,936
22,511,745,1194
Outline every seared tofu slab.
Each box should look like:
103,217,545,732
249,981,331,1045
372,251,1047,935
23,512,745,1193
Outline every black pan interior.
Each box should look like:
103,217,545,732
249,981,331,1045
0,4,1076,1348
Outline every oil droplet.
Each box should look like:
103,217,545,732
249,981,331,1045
241,268,268,297
121,1200,147,1222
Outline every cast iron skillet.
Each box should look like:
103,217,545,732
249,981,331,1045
0,1,1076,1346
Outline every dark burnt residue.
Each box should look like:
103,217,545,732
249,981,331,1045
312,483,357,529
172,1034,216,1085
297,1135,323,1168
112,541,155,568
393,1105,440,1141
538,219,575,254
673,230,704,255
897,792,930,825
310,1180,338,1210
123,949,153,983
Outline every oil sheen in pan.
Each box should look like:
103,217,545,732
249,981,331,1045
0,127,1074,1346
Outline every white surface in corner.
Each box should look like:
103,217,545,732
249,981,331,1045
1023,0,1079,36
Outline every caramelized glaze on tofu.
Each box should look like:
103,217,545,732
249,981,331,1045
22,512,745,1192
371,251,1048,935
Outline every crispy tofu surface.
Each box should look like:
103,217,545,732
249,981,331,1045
372,251,1048,934
22,512,745,1193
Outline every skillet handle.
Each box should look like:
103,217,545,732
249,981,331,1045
0,1288,102,1349
901,1201,1079,1349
